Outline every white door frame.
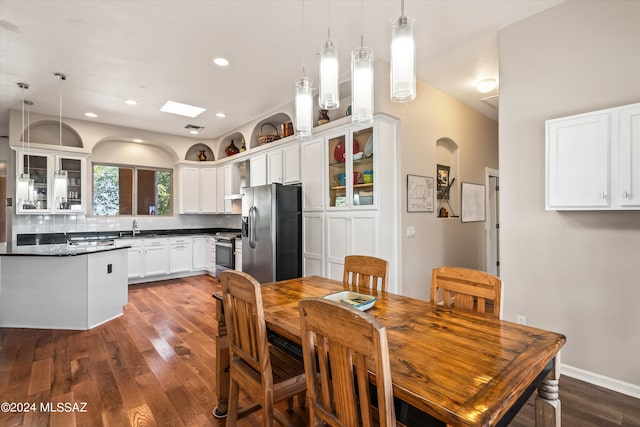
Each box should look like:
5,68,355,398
485,167,499,276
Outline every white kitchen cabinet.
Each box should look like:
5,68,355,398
216,167,225,213
169,236,192,273
55,155,87,213
15,151,51,213
250,153,267,187
143,238,169,276
116,238,143,279
325,211,377,282
302,212,324,277
268,145,300,185
235,238,243,272
224,163,242,213
178,165,217,214
619,104,640,207
545,102,640,210
192,236,207,270
301,138,326,211
207,236,217,275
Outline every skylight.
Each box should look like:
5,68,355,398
160,100,206,118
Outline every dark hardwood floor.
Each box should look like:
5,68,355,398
0,274,638,426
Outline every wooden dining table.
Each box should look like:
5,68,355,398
213,275,566,427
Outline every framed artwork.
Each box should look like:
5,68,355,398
461,182,486,222
437,164,450,199
407,174,434,212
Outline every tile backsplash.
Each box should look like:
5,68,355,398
13,213,242,235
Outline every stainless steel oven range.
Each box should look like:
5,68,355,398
214,232,240,277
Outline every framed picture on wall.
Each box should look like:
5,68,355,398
437,164,450,199
407,174,434,212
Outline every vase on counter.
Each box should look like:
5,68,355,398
318,109,330,125
225,140,239,157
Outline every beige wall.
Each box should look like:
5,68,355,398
500,1,640,388
375,61,499,300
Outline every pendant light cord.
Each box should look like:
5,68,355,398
301,0,306,77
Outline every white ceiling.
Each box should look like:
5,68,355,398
0,0,563,140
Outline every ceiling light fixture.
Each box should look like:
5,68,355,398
85,112,98,118
216,112,227,118
390,0,416,102
295,0,313,139
124,99,138,105
476,78,497,93
213,57,230,67
16,82,36,209
160,100,206,118
351,0,374,124
318,0,339,110
133,138,143,143
53,72,68,210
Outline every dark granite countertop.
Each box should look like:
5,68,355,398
0,244,130,257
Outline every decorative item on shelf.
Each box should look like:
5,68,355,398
333,138,360,163
439,207,449,218
346,105,352,116
198,150,207,161
225,140,239,157
239,138,246,152
318,109,330,125
364,135,373,157
257,123,281,145
363,170,373,183
279,122,294,138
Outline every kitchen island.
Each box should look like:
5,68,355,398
0,244,129,330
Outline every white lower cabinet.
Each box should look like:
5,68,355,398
192,236,207,270
169,237,192,273
325,212,377,281
302,212,324,277
207,237,217,274
143,238,169,276
116,239,143,279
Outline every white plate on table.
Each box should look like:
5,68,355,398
323,291,376,311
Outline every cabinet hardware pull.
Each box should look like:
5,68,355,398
623,191,630,198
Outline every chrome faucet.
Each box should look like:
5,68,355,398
132,220,140,236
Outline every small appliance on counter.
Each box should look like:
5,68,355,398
241,183,301,283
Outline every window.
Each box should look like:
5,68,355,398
93,164,172,216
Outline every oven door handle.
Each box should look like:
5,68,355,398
249,206,257,249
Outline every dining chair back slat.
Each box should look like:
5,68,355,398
431,266,502,318
343,255,389,291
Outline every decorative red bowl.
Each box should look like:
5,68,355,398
333,139,360,163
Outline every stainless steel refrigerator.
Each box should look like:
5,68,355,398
241,183,301,283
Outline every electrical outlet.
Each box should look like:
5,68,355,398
516,315,526,325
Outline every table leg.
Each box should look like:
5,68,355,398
213,297,230,418
535,354,561,426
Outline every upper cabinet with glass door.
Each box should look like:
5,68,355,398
55,155,86,213
326,126,374,209
16,151,51,213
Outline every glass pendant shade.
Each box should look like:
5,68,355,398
16,173,33,204
295,76,313,139
319,39,339,110
54,170,68,208
391,16,416,102
351,46,374,124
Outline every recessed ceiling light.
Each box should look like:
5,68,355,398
133,138,143,143
189,130,200,135
476,78,498,93
161,100,206,118
216,112,227,118
85,112,98,118
213,57,230,67
125,99,138,105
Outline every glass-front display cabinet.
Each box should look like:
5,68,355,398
326,126,374,208
57,156,85,212
16,152,50,213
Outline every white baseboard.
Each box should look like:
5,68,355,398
561,364,640,399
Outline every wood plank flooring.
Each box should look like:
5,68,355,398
1,274,638,426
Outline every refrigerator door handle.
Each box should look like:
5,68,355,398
249,206,257,249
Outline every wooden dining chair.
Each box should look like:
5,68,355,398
430,266,503,318
220,270,307,426
299,297,396,427
343,255,389,291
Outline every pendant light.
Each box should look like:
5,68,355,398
390,0,416,102
295,0,313,139
318,0,339,110
53,72,68,210
351,0,374,124
16,82,36,209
